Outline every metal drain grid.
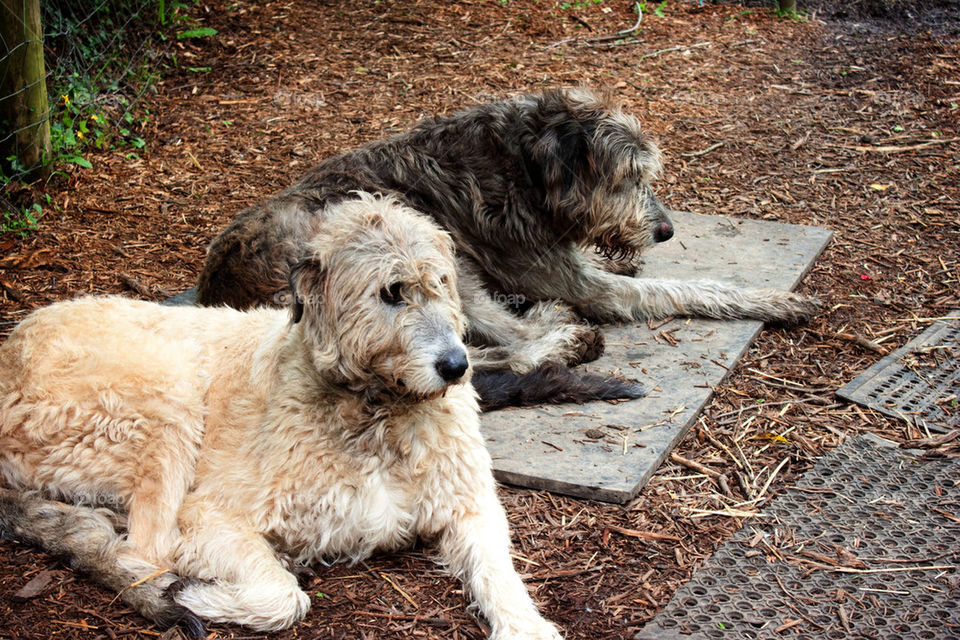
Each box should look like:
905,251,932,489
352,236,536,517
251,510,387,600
635,436,960,640
837,312,960,433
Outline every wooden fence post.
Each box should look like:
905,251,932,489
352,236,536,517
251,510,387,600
0,0,52,180
777,0,797,13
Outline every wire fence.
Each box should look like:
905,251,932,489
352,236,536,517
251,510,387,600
1,0,172,227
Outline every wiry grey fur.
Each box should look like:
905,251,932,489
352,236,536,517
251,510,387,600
196,87,819,377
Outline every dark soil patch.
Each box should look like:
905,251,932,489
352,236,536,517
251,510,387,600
1,1,958,639
729,0,960,33
806,0,960,30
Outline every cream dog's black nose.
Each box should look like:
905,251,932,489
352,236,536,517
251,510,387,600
436,348,469,382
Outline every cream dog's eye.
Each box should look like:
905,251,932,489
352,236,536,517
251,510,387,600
380,282,405,306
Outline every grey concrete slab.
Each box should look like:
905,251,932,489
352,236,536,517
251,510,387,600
483,211,833,503
162,288,197,306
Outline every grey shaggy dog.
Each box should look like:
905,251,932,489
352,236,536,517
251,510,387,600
196,87,818,382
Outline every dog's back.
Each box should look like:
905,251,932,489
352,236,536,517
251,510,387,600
0,298,274,530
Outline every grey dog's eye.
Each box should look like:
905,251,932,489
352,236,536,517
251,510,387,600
380,282,405,306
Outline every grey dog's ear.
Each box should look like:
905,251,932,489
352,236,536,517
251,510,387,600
521,103,596,220
287,258,325,324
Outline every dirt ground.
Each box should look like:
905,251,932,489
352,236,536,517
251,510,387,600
1,1,958,638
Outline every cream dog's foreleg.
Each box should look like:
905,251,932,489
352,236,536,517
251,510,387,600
439,488,562,640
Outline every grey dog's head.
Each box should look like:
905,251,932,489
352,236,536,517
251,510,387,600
288,193,468,401
515,88,674,260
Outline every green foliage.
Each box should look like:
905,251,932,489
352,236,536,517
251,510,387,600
560,0,603,11
649,0,668,17
41,0,178,162
2,202,43,236
774,2,807,20
2,0,200,237
177,27,217,39
558,0,667,18
48,83,109,170
725,9,754,21
159,0,193,26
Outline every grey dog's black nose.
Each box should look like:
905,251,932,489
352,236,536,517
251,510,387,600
654,220,674,243
436,348,469,382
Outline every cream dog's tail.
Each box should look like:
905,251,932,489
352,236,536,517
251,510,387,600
0,488,205,637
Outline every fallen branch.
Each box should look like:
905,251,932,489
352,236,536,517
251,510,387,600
669,452,723,480
904,429,959,449
548,2,642,48
682,507,767,519
119,272,154,298
379,572,419,610
845,138,958,154
808,328,889,355
806,562,956,575
606,524,681,542
753,456,790,501
641,41,711,60
354,611,453,627
680,142,724,158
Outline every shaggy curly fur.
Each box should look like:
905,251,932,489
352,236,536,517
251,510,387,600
0,194,561,638
196,87,818,378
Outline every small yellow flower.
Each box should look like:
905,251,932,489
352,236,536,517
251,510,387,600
76,130,84,140
62,94,69,104
90,114,98,121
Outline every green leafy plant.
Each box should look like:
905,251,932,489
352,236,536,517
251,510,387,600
560,0,603,10
725,9,754,21
634,1,668,18
775,3,807,21
2,202,43,236
159,0,193,26
177,27,217,39
48,84,109,170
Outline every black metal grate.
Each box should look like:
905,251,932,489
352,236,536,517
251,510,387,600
837,312,960,433
635,435,960,640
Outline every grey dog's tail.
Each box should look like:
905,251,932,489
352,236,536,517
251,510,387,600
473,364,647,411
0,488,205,638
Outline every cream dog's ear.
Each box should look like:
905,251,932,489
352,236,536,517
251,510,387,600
287,258,325,324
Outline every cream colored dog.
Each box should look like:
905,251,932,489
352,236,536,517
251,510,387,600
0,193,561,639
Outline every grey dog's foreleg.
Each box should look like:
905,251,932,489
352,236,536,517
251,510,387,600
580,274,820,325
507,249,819,325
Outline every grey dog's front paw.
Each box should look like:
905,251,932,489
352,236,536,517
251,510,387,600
567,325,605,365
769,293,821,326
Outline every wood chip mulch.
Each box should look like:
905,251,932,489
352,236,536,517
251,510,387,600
1,1,958,638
